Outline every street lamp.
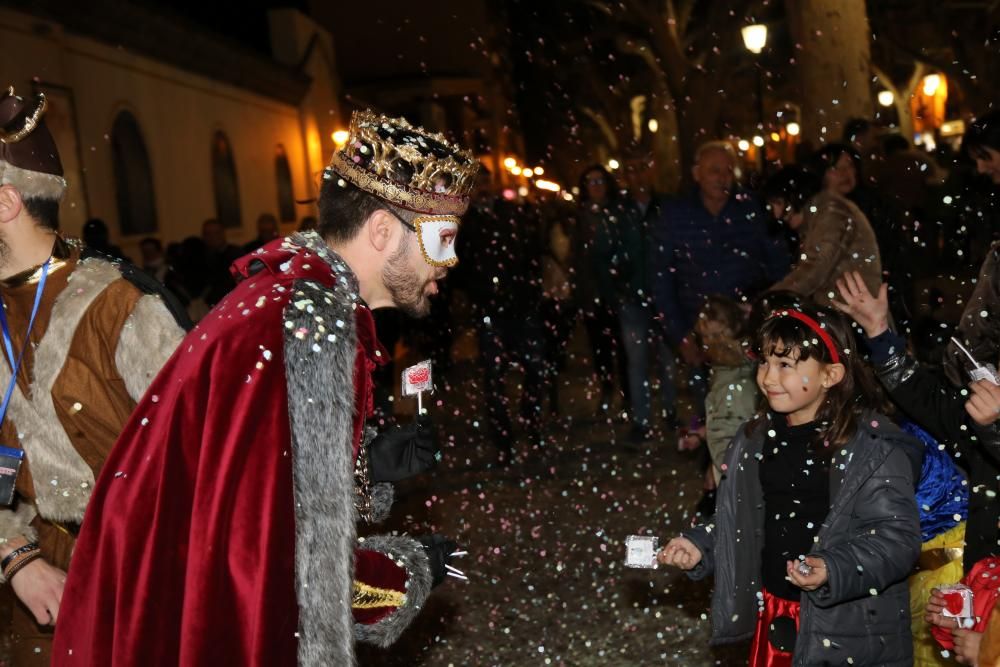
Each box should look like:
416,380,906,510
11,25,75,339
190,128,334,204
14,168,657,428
923,74,942,96
741,24,768,54
332,130,349,148
877,90,895,107
786,122,801,137
742,23,768,172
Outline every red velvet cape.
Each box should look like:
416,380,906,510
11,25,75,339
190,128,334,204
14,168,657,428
51,238,385,665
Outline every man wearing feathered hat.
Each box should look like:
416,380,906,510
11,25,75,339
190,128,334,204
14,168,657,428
0,87,187,665
53,110,478,665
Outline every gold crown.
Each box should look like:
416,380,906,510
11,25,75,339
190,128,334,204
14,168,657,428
327,110,479,216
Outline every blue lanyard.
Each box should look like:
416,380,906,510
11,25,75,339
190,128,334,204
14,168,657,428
0,260,51,427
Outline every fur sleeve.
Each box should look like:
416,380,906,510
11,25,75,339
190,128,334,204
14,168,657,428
353,535,433,647
114,294,185,402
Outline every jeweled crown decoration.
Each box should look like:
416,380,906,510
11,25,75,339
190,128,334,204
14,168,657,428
327,110,479,216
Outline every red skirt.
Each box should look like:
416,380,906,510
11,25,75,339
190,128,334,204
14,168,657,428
748,588,801,667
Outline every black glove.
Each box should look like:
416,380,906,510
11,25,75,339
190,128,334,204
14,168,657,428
417,534,459,587
368,416,438,483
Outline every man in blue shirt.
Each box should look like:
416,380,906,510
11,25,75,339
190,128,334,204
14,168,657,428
649,142,790,406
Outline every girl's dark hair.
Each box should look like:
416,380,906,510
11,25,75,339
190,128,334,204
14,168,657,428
577,164,620,203
745,304,890,449
762,166,822,214
964,109,1000,159
806,142,863,185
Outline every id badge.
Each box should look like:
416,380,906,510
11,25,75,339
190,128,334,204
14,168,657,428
0,446,24,506
625,535,658,569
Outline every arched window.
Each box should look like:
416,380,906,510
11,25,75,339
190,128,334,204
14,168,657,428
212,131,242,228
275,144,295,223
110,111,157,235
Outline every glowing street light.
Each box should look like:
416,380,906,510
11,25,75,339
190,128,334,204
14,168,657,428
535,179,561,192
522,168,534,178
510,165,522,176
923,74,942,97
533,166,545,175
786,122,801,137
752,135,765,147
607,158,620,170
503,157,517,169
877,90,895,107
647,118,659,133
332,130,349,147
741,24,768,54
737,139,751,152
770,132,781,142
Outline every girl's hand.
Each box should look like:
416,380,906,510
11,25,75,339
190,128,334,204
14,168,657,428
656,537,702,570
965,380,1000,427
952,628,983,665
831,271,890,338
786,556,828,591
925,588,960,630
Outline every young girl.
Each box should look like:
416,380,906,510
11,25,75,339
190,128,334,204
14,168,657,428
658,305,923,666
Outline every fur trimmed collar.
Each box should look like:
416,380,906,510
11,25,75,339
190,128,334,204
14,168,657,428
281,249,362,665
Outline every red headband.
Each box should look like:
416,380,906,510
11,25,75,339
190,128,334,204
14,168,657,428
769,309,841,364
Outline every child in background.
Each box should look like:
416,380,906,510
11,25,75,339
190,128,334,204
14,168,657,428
924,556,1000,665
904,421,968,667
658,305,923,666
690,295,759,486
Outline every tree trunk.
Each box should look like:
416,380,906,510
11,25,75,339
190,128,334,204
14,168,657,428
786,0,874,146
650,96,683,193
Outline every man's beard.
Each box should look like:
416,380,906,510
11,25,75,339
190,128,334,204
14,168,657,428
0,236,9,267
381,233,432,318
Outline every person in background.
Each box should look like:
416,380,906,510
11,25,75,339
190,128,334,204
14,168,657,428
574,164,630,413
684,295,758,515
902,422,968,667
82,218,129,263
924,556,1000,666
806,143,906,322
833,270,1000,574
650,141,789,417
139,237,167,283
765,165,883,309
201,218,241,307
619,157,677,440
242,212,280,254
459,170,546,461
842,117,883,187
539,191,576,416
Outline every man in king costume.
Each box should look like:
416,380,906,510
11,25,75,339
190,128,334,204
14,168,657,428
52,110,476,665
0,87,188,664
